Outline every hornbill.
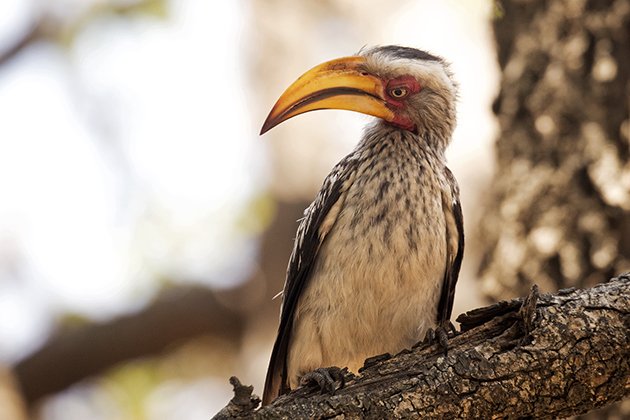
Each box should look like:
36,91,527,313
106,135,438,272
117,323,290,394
260,45,464,405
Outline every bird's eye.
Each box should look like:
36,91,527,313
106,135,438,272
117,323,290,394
389,87,409,98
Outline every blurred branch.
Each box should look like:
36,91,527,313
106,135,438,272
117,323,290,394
14,285,247,405
0,0,167,67
0,20,43,67
215,275,630,419
12,199,308,406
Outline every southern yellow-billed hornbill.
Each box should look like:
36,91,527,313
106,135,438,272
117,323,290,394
260,45,464,405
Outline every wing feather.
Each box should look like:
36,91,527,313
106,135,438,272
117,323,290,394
262,156,358,405
437,168,464,325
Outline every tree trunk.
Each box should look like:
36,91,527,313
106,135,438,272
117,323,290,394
213,275,630,419
480,0,630,298
480,1,630,416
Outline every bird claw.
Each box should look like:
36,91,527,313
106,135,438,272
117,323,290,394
422,321,457,355
299,367,346,396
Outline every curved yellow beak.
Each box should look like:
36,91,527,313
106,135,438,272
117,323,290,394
260,56,394,135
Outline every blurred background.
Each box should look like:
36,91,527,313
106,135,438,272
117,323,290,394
0,0,627,419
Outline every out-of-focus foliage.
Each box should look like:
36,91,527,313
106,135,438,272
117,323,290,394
235,194,277,237
57,0,169,47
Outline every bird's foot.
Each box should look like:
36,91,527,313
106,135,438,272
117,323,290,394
299,366,346,396
422,321,457,355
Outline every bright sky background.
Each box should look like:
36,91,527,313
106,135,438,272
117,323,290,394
0,0,498,417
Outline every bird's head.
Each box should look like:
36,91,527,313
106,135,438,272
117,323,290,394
260,45,458,143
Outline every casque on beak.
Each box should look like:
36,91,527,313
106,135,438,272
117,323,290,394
260,56,396,135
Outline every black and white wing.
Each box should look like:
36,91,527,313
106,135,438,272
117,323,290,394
262,155,358,405
437,167,464,326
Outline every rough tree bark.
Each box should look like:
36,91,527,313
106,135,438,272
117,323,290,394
480,0,630,300
214,275,630,419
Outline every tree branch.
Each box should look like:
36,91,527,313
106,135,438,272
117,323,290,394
215,274,630,419
0,19,43,68
15,285,246,405
13,200,308,406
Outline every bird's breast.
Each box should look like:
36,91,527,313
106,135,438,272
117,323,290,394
288,141,449,386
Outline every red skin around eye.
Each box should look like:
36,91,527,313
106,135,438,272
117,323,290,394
381,75,420,132
384,75,421,107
